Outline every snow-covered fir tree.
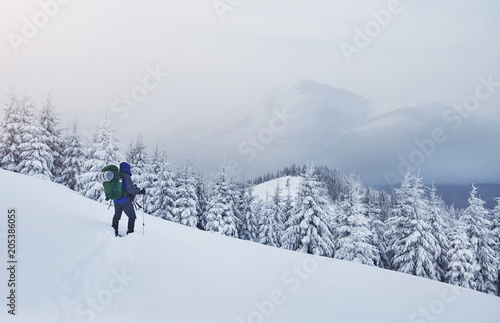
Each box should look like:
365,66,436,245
366,190,390,269
257,199,282,247
257,182,285,247
230,181,245,236
446,223,476,289
448,204,459,221
127,134,154,199
272,180,286,225
196,172,208,229
237,184,258,242
281,164,334,257
78,116,122,202
386,173,441,281
251,198,265,236
148,145,176,220
427,183,451,281
492,198,500,261
462,185,498,295
39,94,64,181
283,177,294,224
203,157,238,237
492,198,500,296
17,97,53,180
334,177,380,266
173,157,199,227
127,134,148,173
0,92,24,171
60,122,84,190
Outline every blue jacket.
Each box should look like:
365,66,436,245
114,162,140,204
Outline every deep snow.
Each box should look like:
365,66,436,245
1,169,499,323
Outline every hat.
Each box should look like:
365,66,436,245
119,162,131,175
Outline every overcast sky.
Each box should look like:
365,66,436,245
1,0,499,147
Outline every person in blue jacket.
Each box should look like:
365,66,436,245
112,162,145,236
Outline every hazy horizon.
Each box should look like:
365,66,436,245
1,0,499,183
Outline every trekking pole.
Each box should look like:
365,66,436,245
142,194,145,236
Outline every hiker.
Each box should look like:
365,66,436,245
112,162,146,236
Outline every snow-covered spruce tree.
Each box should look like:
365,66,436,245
366,190,390,269
252,198,265,234
283,177,294,224
446,222,476,289
203,157,238,237
39,94,64,182
449,204,459,221
78,116,122,202
281,164,334,257
427,183,451,282
386,173,441,281
257,182,285,247
493,198,500,262
196,172,208,229
127,134,149,173
257,199,282,247
0,92,24,171
230,181,245,236
492,199,500,296
173,158,199,227
238,185,258,242
17,97,53,180
60,122,84,190
380,190,392,223
334,177,380,266
148,145,176,220
272,180,286,226
127,134,154,201
462,185,498,295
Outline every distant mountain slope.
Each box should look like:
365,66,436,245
180,80,380,151
176,80,500,186
323,104,500,185
1,169,500,322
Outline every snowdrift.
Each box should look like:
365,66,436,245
0,169,499,323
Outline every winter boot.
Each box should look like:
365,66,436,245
112,219,119,237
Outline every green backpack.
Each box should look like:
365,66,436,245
100,165,127,201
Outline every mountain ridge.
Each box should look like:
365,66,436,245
174,80,500,186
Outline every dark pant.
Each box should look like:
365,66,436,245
112,199,136,233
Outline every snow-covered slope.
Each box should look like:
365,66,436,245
1,169,499,323
252,176,302,202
